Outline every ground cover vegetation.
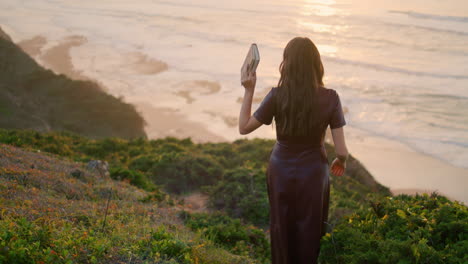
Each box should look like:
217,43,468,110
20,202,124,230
0,129,466,263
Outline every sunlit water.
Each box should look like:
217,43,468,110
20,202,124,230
1,0,467,169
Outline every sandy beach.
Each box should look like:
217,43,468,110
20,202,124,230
17,35,46,57
135,102,227,143
125,51,168,75
40,35,89,81
346,126,468,204
174,80,222,104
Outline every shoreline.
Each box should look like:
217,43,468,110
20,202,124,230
13,33,467,205
135,102,228,144
345,126,468,204
18,34,114,93
390,188,456,200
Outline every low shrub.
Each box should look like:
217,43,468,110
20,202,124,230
319,193,468,264
205,167,269,226
109,167,155,191
180,211,270,263
137,226,192,264
0,217,110,264
148,152,224,194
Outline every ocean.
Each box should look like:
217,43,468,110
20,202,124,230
1,0,467,199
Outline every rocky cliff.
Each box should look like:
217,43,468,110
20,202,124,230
0,26,146,139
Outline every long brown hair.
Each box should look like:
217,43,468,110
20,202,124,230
275,37,324,136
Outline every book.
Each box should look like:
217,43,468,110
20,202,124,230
241,43,260,84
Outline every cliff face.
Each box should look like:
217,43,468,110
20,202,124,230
0,27,146,139
0,26,12,42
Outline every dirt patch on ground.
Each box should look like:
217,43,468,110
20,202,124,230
180,192,210,213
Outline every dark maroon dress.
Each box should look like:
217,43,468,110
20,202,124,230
253,86,346,264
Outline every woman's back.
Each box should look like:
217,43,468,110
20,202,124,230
253,86,346,159
251,85,346,263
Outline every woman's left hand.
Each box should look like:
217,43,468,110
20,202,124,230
331,158,346,177
242,71,256,92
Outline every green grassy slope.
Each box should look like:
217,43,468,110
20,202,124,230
0,129,391,226
0,142,263,264
3,129,466,263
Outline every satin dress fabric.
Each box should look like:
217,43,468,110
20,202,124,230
253,86,346,264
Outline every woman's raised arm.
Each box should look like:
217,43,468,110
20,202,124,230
239,71,262,135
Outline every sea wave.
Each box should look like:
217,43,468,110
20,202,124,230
154,0,294,16
33,5,205,24
325,56,468,80
418,93,468,101
383,21,468,37
389,10,468,23
346,119,468,169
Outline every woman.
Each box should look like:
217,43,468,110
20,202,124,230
238,37,349,263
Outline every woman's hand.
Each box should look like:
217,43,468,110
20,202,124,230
242,70,256,92
331,127,348,177
238,69,262,135
331,158,346,177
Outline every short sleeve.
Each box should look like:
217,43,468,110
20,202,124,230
253,88,275,125
329,91,346,129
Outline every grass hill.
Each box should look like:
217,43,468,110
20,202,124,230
0,27,146,140
1,129,466,263
0,142,263,264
